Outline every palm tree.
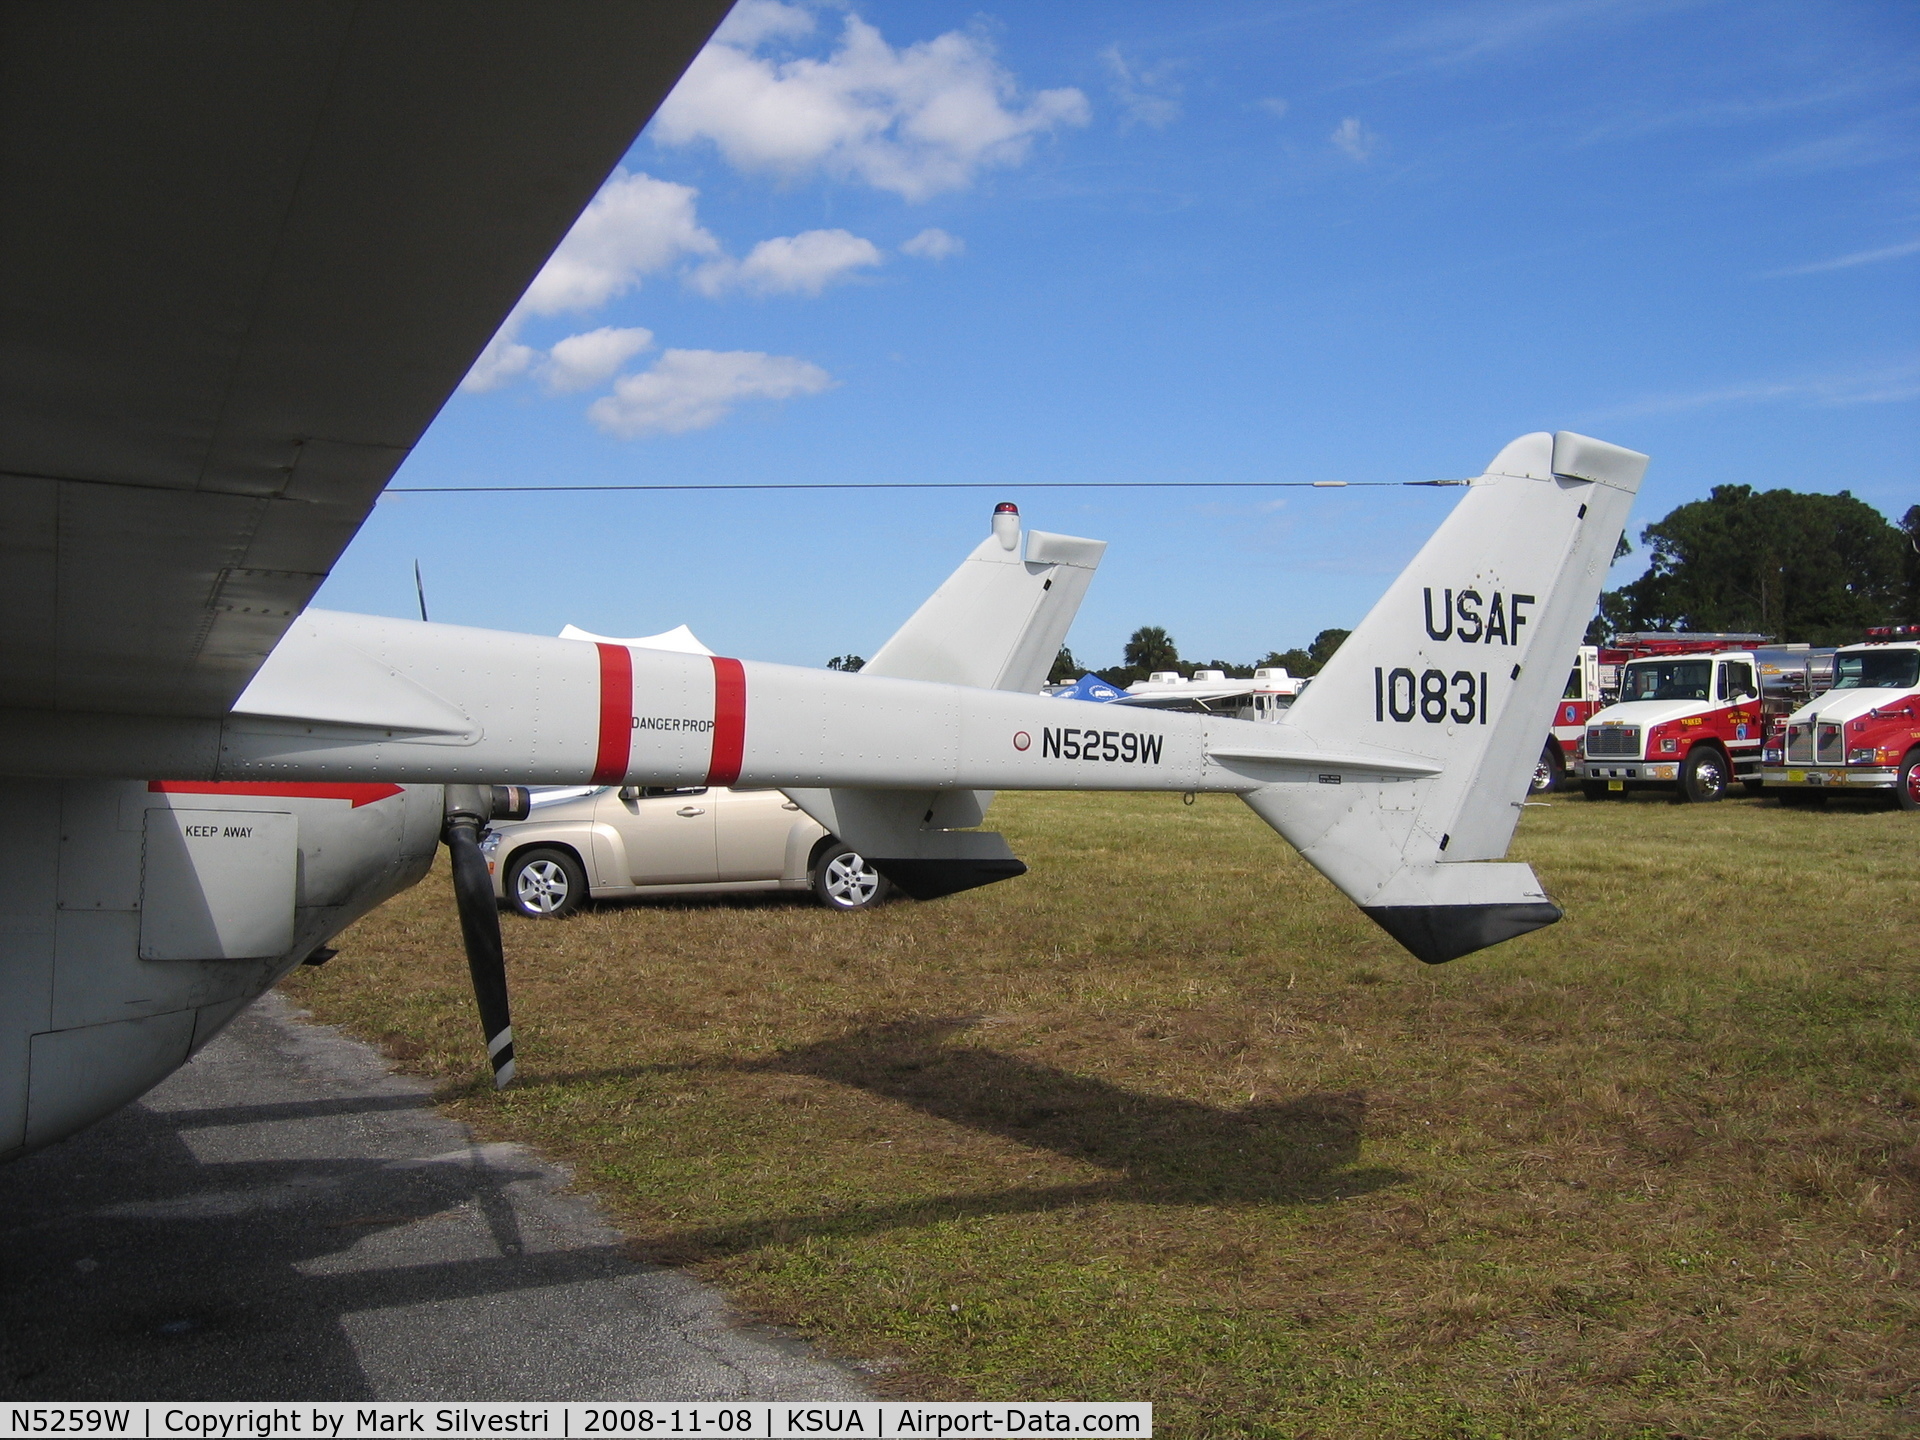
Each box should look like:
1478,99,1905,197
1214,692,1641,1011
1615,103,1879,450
1124,626,1178,673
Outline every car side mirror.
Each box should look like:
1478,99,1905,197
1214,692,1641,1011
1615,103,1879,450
618,785,640,801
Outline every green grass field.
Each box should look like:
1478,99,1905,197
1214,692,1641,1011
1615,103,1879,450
285,790,1920,1437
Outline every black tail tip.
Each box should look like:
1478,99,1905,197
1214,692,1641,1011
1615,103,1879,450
869,857,1027,901
1361,901,1563,965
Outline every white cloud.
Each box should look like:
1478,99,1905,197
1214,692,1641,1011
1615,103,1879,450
459,168,716,393
901,227,964,260
1385,0,1674,72
522,170,718,315
587,350,835,437
690,228,883,296
538,326,655,393
1100,45,1182,131
1763,239,1920,279
1591,361,1920,418
652,14,1090,200
1254,97,1290,119
713,0,816,47
1737,126,1918,179
462,323,656,395
461,329,539,393
1331,117,1377,161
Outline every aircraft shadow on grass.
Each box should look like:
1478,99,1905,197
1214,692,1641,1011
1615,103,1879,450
626,1018,1408,1264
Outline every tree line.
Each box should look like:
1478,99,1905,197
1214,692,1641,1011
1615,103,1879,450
1589,487,1918,646
1050,625,1353,688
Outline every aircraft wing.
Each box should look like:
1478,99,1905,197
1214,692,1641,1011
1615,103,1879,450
0,2,731,721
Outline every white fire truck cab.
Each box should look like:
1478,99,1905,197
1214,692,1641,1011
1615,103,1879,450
1762,626,1920,809
1578,635,1776,802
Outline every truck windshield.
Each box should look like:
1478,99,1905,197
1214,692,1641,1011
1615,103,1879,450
1832,649,1920,690
1618,659,1712,703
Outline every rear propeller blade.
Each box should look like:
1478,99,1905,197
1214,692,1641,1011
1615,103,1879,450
443,788,522,1087
446,818,513,1085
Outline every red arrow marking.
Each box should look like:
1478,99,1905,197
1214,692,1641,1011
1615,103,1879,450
148,781,404,807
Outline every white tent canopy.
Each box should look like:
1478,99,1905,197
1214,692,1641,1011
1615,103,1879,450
557,623,714,655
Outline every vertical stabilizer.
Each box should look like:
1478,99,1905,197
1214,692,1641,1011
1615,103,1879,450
1243,431,1647,962
788,506,1106,899
862,505,1106,693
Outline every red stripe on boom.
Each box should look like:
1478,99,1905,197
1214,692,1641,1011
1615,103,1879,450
707,657,746,787
148,781,403,808
592,643,634,785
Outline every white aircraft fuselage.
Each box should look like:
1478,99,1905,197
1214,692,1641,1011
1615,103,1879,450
2,608,1425,794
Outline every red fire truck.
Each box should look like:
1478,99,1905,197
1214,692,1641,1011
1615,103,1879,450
1535,644,1608,791
1571,633,1830,802
1762,625,1920,809
1536,635,1776,792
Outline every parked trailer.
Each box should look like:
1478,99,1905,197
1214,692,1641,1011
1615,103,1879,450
1762,625,1920,809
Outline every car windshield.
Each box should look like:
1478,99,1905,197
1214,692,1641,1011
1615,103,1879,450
1831,649,1920,690
1618,659,1711,703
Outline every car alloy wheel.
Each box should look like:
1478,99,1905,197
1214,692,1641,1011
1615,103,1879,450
812,843,888,910
506,847,586,919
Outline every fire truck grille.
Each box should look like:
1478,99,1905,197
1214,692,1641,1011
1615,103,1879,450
1816,722,1845,765
1786,723,1813,763
1585,725,1641,758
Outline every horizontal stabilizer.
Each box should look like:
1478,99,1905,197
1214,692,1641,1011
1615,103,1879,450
1205,742,1442,777
232,616,477,738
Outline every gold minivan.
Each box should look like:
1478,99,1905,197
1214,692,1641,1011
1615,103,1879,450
481,786,888,917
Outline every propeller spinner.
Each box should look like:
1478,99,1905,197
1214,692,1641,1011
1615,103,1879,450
442,785,531,1087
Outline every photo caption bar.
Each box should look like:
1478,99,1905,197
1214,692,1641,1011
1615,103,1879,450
0,1403,1150,1440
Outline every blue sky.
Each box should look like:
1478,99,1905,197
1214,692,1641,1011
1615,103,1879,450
316,0,1919,670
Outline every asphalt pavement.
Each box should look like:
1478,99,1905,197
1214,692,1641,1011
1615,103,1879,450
0,991,870,1402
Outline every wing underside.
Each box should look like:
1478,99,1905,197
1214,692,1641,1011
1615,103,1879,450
0,2,732,722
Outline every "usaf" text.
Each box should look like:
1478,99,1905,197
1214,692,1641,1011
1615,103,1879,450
1422,587,1534,645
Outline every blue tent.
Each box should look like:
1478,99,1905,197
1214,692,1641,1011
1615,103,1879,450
1058,673,1124,702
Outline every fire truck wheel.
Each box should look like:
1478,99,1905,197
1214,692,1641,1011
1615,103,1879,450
1680,746,1727,803
1529,745,1563,794
1898,750,1920,812
1580,780,1611,801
